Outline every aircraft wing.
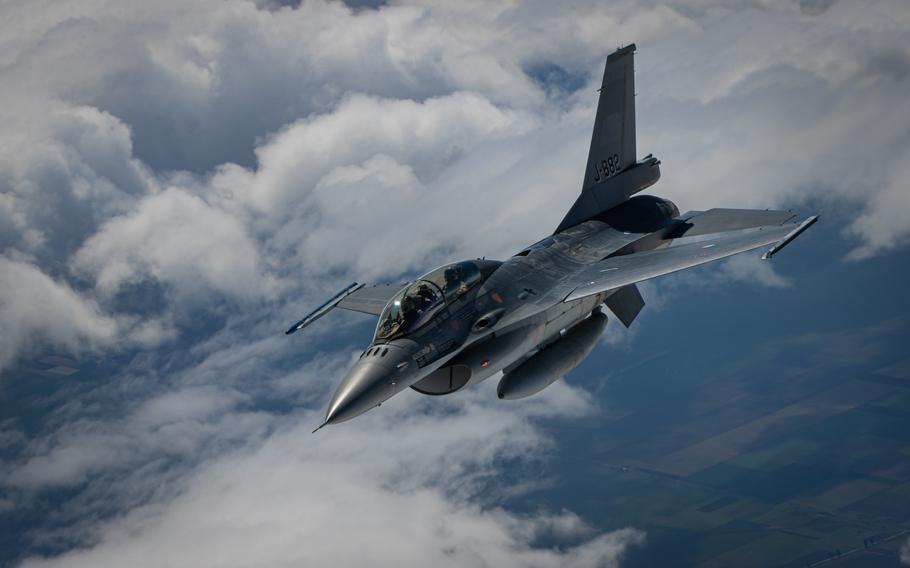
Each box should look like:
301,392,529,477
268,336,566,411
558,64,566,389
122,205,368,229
338,283,408,315
565,216,817,302
285,282,408,335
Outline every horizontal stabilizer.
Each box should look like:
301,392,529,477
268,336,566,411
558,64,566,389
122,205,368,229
604,284,645,328
666,208,795,239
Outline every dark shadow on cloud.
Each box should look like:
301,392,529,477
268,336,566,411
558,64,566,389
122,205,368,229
798,0,837,16
865,45,910,83
341,0,387,8
256,0,387,11
524,62,589,97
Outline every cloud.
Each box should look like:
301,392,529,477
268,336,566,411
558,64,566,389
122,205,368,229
2,1,910,566
0,253,176,373
6,337,633,568
17,430,644,567
0,256,118,371
845,146,910,260
4,0,910,275
22,491,641,568
5,384,261,491
632,2,910,260
239,92,528,214
0,106,151,260
2,0,908,356
233,92,546,278
74,186,278,304
902,536,910,565
714,254,791,289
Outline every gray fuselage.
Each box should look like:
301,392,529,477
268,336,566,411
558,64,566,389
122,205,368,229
324,196,679,425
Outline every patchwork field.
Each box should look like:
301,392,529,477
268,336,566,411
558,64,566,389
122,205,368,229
533,328,910,568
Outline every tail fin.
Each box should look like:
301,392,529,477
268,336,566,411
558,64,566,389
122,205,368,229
584,44,637,190
555,44,661,234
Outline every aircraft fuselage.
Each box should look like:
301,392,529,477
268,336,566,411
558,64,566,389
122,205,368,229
325,207,678,425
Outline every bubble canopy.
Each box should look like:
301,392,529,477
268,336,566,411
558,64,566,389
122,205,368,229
375,261,485,340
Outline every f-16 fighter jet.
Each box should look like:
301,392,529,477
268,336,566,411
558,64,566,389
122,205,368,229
287,44,817,431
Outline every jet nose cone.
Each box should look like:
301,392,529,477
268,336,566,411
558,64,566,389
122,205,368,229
324,342,416,425
324,360,391,425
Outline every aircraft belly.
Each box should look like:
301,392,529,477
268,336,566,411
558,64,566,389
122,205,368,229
498,310,609,399
452,316,548,388
499,295,606,377
540,295,604,347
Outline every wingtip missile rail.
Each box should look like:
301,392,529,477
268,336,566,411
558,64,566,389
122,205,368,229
761,215,819,260
285,282,364,335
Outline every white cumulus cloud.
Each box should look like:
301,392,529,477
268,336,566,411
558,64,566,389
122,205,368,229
18,401,644,568
0,256,118,371
74,187,277,303
3,1,910,567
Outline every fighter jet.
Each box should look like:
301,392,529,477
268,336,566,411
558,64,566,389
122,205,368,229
287,44,817,431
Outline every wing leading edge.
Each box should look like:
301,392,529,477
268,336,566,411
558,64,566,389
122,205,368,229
565,216,818,302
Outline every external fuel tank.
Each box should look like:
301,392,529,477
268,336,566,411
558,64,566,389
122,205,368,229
497,311,608,400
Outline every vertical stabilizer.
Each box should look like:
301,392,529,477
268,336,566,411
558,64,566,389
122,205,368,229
556,44,661,234
583,44,636,191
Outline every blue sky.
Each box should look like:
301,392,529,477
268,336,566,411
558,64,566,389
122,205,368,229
1,1,909,567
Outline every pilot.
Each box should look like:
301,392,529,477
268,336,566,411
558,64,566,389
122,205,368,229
414,283,437,310
443,266,468,297
399,294,418,329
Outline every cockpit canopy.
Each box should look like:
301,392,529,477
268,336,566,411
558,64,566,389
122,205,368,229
375,261,486,340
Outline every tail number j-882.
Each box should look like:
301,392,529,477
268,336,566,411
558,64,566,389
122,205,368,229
592,153,620,182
